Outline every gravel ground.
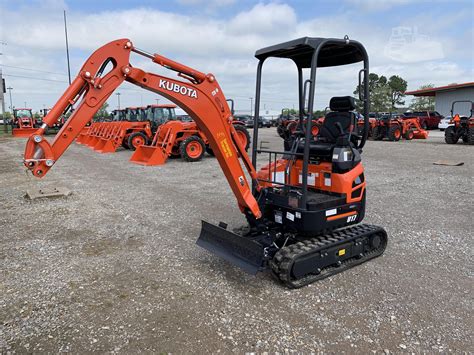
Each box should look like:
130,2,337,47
1,128,473,353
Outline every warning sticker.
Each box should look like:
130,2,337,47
220,138,233,158
325,208,337,217
286,212,295,221
275,211,283,224
298,173,316,185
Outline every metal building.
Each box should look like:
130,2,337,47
405,82,474,117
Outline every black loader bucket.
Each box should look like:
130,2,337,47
196,221,266,274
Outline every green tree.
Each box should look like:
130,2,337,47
94,102,110,119
387,75,407,111
409,84,435,111
354,73,391,113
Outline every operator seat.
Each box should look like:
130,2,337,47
296,96,356,159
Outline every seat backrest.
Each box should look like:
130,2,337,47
319,96,355,142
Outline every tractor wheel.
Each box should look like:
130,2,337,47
388,126,401,141
122,134,130,149
286,121,298,135
233,124,251,151
404,129,414,140
444,126,458,144
128,132,148,151
277,125,286,138
180,136,205,162
462,133,469,143
468,127,474,145
205,146,215,156
372,126,384,140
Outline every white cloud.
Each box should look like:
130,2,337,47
346,0,418,11
0,2,471,112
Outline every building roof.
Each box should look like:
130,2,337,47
405,82,474,97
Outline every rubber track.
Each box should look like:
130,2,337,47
270,224,388,288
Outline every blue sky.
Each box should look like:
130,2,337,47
1,0,473,112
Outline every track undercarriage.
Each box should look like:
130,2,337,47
198,220,387,288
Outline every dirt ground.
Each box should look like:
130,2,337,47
1,128,473,353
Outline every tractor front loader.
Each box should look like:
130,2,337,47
12,108,37,137
445,100,474,144
23,37,387,288
130,119,250,166
372,115,428,141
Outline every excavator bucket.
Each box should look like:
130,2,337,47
129,144,168,165
414,130,429,139
12,128,38,138
196,221,265,274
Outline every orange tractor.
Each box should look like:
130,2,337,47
76,104,177,152
11,108,38,137
371,114,428,141
445,100,474,144
130,119,249,165
23,37,387,288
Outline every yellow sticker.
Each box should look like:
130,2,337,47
338,249,346,256
220,138,233,158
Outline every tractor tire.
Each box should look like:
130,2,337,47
180,135,205,162
233,124,251,151
388,126,401,141
122,134,130,149
404,129,414,140
277,125,286,138
205,146,215,156
372,126,384,140
462,134,469,143
128,132,148,151
286,121,298,136
468,127,474,145
444,126,458,144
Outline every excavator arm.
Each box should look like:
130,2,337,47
24,38,261,218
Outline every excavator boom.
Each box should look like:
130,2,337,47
23,39,261,218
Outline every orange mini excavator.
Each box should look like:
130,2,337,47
23,37,387,288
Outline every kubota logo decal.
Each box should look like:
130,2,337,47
158,79,198,99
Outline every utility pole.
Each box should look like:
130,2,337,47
64,10,72,85
116,92,121,110
249,97,253,116
7,86,13,111
155,98,160,105
0,69,6,132
0,42,6,131
24,101,27,108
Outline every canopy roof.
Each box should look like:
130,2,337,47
255,37,365,68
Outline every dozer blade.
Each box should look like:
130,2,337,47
196,221,265,275
12,128,37,138
129,145,168,166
